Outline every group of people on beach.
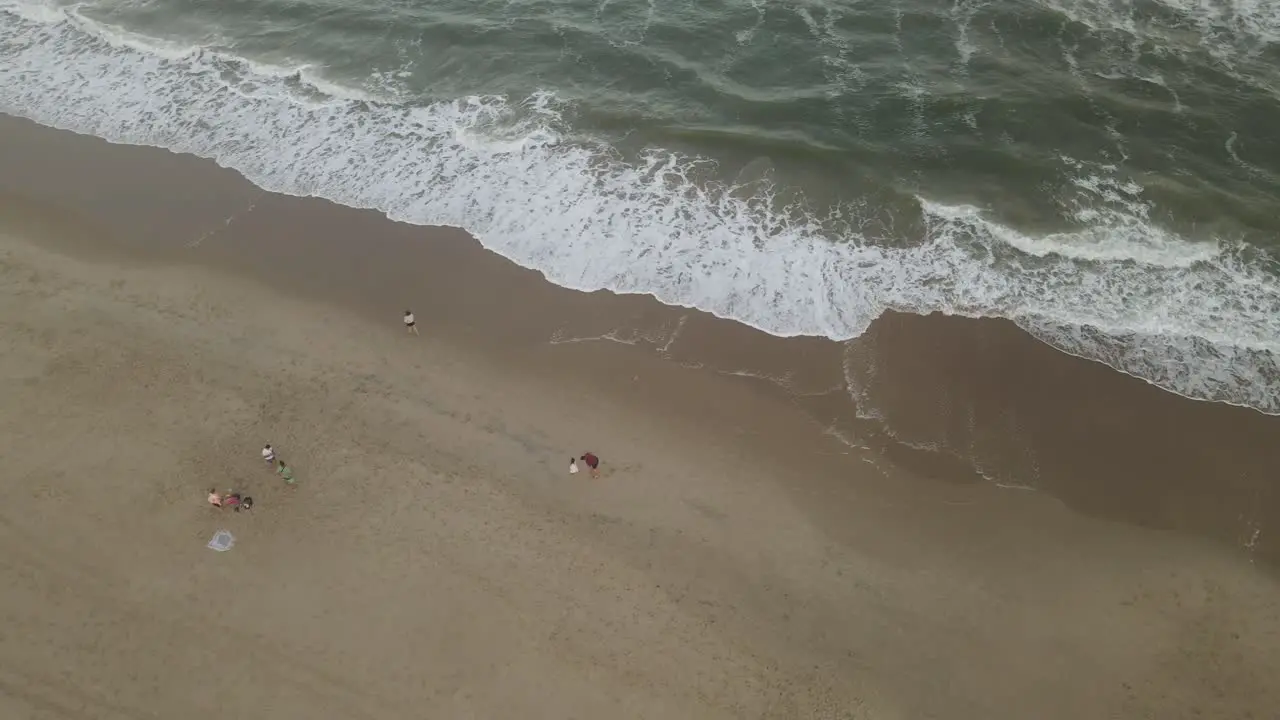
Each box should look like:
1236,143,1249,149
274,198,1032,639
206,443,298,511
207,489,252,511
571,452,601,478
264,443,298,485
203,310,602,515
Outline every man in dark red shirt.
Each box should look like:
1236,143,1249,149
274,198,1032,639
580,452,600,479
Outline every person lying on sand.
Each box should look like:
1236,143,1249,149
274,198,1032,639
222,491,254,512
209,489,254,511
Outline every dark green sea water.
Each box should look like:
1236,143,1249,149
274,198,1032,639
2,0,1279,410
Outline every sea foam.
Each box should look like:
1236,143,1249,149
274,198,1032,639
1,1,1277,413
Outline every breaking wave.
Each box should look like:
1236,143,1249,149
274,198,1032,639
2,0,1277,413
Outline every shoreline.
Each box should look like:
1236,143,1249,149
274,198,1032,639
2,113,1280,717
2,114,1278,564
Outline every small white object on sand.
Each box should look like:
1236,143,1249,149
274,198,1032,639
207,529,236,552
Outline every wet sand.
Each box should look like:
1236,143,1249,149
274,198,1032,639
2,114,1279,718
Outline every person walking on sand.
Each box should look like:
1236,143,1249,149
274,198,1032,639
262,444,276,465
580,452,600,479
403,310,418,335
277,460,297,486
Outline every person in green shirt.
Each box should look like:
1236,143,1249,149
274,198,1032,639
277,460,296,486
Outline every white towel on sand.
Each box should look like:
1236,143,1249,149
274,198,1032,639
207,529,235,552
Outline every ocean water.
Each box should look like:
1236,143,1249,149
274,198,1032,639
2,0,1278,412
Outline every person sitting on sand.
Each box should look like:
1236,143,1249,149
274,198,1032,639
277,460,296,486
208,489,223,507
262,444,275,464
569,457,579,475
221,491,253,512
580,452,600,479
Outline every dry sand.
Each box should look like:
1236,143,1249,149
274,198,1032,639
1,218,1280,719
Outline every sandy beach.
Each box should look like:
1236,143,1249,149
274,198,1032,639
2,116,1280,718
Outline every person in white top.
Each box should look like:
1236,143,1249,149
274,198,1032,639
568,457,579,475
262,444,276,464
403,310,418,335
